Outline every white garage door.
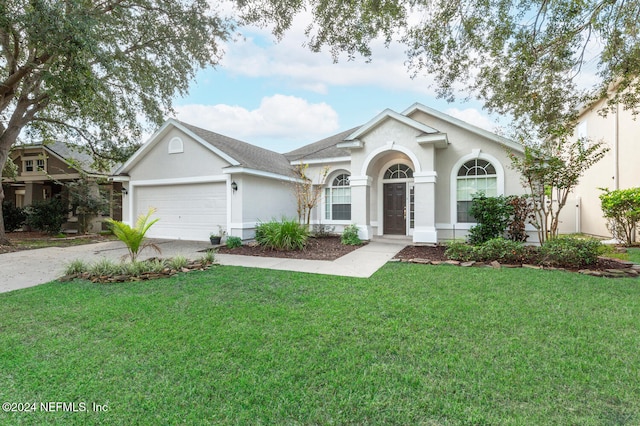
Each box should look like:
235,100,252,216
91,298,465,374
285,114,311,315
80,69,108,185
134,182,226,241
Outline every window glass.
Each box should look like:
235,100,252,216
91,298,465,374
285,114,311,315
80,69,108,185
325,173,351,220
456,159,498,222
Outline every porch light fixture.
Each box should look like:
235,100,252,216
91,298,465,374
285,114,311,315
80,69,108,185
231,181,238,192
121,188,128,196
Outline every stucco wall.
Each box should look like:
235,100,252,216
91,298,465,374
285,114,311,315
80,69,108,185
228,173,297,239
571,97,640,238
127,128,230,181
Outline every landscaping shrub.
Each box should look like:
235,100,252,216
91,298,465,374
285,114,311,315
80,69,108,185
476,238,527,263
445,240,476,262
600,187,640,246
226,236,242,249
539,236,604,268
255,218,308,251
312,224,335,238
106,207,160,262
168,255,188,270
341,224,362,245
467,194,513,245
2,201,27,232
506,195,533,242
25,196,68,234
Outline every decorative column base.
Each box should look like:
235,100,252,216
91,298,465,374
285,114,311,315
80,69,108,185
412,227,438,244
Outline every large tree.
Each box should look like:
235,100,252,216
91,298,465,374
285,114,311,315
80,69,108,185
238,0,640,136
0,0,231,243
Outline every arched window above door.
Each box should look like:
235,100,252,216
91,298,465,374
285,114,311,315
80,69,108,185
384,164,413,179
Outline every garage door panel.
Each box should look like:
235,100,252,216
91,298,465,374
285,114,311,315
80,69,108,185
134,183,226,241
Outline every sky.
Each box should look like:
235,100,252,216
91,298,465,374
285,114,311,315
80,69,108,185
170,13,502,154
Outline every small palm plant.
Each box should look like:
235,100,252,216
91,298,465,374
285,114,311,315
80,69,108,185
106,208,161,262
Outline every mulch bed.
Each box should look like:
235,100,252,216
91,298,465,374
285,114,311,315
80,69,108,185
216,236,365,261
0,231,115,255
394,244,640,278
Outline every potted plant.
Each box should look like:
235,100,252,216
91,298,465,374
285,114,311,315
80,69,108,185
209,226,226,245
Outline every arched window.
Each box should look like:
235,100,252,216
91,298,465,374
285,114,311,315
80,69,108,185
384,163,413,179
456,159,497,222
325,173,351,220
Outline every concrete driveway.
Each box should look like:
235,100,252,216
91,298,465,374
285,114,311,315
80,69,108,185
0,238,407,294
0,239,213,293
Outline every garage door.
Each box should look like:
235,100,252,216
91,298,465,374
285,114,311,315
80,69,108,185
134,182,226,241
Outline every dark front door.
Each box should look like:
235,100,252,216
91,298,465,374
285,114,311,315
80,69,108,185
383,183,406,235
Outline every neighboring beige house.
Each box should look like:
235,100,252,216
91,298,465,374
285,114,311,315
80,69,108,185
2,141,122,232
113,103,533,243
569,96,640,240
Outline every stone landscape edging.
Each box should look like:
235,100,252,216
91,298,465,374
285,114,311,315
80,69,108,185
395,256,640,278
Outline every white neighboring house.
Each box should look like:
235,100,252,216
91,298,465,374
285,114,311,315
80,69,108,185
112,103,531,243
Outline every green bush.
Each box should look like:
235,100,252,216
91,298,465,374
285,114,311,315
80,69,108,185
476,238,527,263
2,201,27,232
445,240,476,262
467,194,514,245
226,236,242,249
255,218,308,251
341,224,362,245
25,196,68,234
600,187,640,246
539,237,603,268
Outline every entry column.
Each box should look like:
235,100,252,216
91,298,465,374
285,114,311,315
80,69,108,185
412,171,438,243
349,175,372,240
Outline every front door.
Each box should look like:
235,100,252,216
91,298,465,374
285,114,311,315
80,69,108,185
383,183,406,235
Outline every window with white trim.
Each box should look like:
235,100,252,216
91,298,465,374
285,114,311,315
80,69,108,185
456,159,497,222
24,159,34,172
325,173,351,220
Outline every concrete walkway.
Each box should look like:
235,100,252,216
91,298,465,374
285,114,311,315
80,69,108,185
0,238,408,294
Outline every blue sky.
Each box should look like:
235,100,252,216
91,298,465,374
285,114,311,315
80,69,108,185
171,16,506,154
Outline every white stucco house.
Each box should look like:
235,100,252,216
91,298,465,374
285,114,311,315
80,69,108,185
568,95,640,240
112,103,529,243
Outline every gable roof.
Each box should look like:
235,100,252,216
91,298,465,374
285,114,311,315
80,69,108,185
284,127,358,162
177,121,294,177
402,103,524,153
345,108,441,141
115,119,295,178
13,141,115,175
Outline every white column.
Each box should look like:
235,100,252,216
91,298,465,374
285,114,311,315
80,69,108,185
412,171,438,243
350,175,372,240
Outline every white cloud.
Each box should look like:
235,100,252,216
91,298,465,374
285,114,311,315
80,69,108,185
219,15,438,96
445,107,500,132
173,95,339,150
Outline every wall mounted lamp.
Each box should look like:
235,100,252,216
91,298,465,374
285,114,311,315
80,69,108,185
231,181,238,192
121,187,128,196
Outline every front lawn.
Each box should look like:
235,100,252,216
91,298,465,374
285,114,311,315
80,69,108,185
1,264,639,425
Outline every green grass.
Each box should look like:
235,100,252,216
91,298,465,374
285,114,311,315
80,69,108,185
1,264,639,425
628,247,640,264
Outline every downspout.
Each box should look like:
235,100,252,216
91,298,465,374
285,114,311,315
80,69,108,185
614,102,619,190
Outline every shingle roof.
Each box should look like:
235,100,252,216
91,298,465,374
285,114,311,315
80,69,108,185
18,141,118,175
177,121,296,177
284,127,358,161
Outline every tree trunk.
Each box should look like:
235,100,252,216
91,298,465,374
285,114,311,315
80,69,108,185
0,123,24,245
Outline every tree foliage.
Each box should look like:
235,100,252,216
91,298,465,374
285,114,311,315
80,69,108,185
0,0,232,242
238,0,640,137
509,138,608,244
291,163,328,228
600,187,640,246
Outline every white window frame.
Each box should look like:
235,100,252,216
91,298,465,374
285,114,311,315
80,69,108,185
450,151,505,228
324,172,351,222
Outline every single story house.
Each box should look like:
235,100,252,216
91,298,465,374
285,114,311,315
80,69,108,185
112,103,532,243
570,95,640,241
2,141,122,232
